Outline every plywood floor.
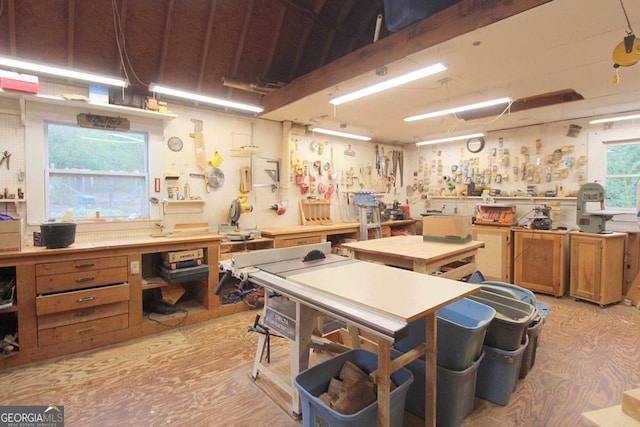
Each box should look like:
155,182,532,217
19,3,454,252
1,295,639,427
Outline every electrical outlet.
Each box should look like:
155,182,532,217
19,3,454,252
130,261,140,275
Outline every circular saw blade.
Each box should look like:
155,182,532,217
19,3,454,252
228,198,241,225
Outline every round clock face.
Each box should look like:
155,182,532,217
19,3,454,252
167,136,183,152
466,137,485,153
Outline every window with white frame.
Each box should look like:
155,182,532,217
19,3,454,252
604,139,640,211
46,121,149,219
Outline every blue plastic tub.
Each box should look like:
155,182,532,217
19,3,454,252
394,297,495,371
476,335,529,406
393,348,484,426
294,349,413,427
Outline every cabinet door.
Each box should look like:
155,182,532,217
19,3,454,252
472,227,511,282
570,236,602,301
514,232,566,296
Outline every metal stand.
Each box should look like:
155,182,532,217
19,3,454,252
359,203,382,240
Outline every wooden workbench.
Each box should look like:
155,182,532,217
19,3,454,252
342,235,485,280
259,220,416,248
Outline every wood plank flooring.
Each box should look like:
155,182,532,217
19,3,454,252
1,295,639,426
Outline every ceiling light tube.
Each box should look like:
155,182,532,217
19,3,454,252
0,56,128,87
416,132,485,147
589,113,640,124
404,97,511,122
329,63,447,105
149,83,263,113
310,127,371,141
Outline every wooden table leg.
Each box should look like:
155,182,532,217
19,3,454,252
377,339,391,427
425,312,437,427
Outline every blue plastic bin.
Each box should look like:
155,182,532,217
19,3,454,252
393,348,484,427
475,335,529,406
294,349,413,427
394,297,495,371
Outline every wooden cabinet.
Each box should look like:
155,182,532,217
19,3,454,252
471,225,513,282
570,232,625,306
34,256,130,347
513,229,569,296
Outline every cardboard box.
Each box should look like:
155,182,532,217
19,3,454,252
422,215,472,242
0,70,39,94
0,220,21,252
160,283,185,305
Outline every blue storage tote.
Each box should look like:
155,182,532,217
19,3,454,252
467,290,537,351
475,335,529,406
383,0,462,32
519,314,544,379
294,349,413,427
394,297,496,371
393,348,484,427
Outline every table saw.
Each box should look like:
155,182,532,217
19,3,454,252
219,242,479,426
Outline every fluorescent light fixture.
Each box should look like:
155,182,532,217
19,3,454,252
310,127,371,141
404,97,511,122
149,83,263,113
329,63,447,105
589,113,640,125
416,132,484,147
0,56,128,87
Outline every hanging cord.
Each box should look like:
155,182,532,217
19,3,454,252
620,0,635,35
111,0,148,87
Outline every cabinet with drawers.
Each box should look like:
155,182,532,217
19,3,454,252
34,256,130,347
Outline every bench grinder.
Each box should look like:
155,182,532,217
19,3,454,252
576,182,618,233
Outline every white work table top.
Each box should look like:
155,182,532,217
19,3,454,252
287,261,479,323
342,235,484,262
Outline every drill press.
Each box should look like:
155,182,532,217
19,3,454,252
576,182,619,233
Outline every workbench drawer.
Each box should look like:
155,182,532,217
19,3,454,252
279,236,322,248
35,256,127,276
36,283,130,316
36,266,128,294
37,301,129,331
37,313,129,347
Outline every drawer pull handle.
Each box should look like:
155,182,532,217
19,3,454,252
77,327,96,335
76,296,96,303
74,309,96,317
75,276,96,283
75,263,95,269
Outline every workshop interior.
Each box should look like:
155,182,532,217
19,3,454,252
0,0,640,426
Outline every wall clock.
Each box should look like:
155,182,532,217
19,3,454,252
466,137,485,153
167,136,184,152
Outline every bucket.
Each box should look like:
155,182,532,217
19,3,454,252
40,222,76,249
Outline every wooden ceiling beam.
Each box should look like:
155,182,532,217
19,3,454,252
7,0,16,56
197,0,218,92
263,5,286,78
157,0,175,83
227,0,255,98
262,0,553,113
67,0,75,67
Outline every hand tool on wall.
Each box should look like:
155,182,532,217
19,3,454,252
0,151,11,170
375,145,380,175
240,166,252,193
190,119,207,170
